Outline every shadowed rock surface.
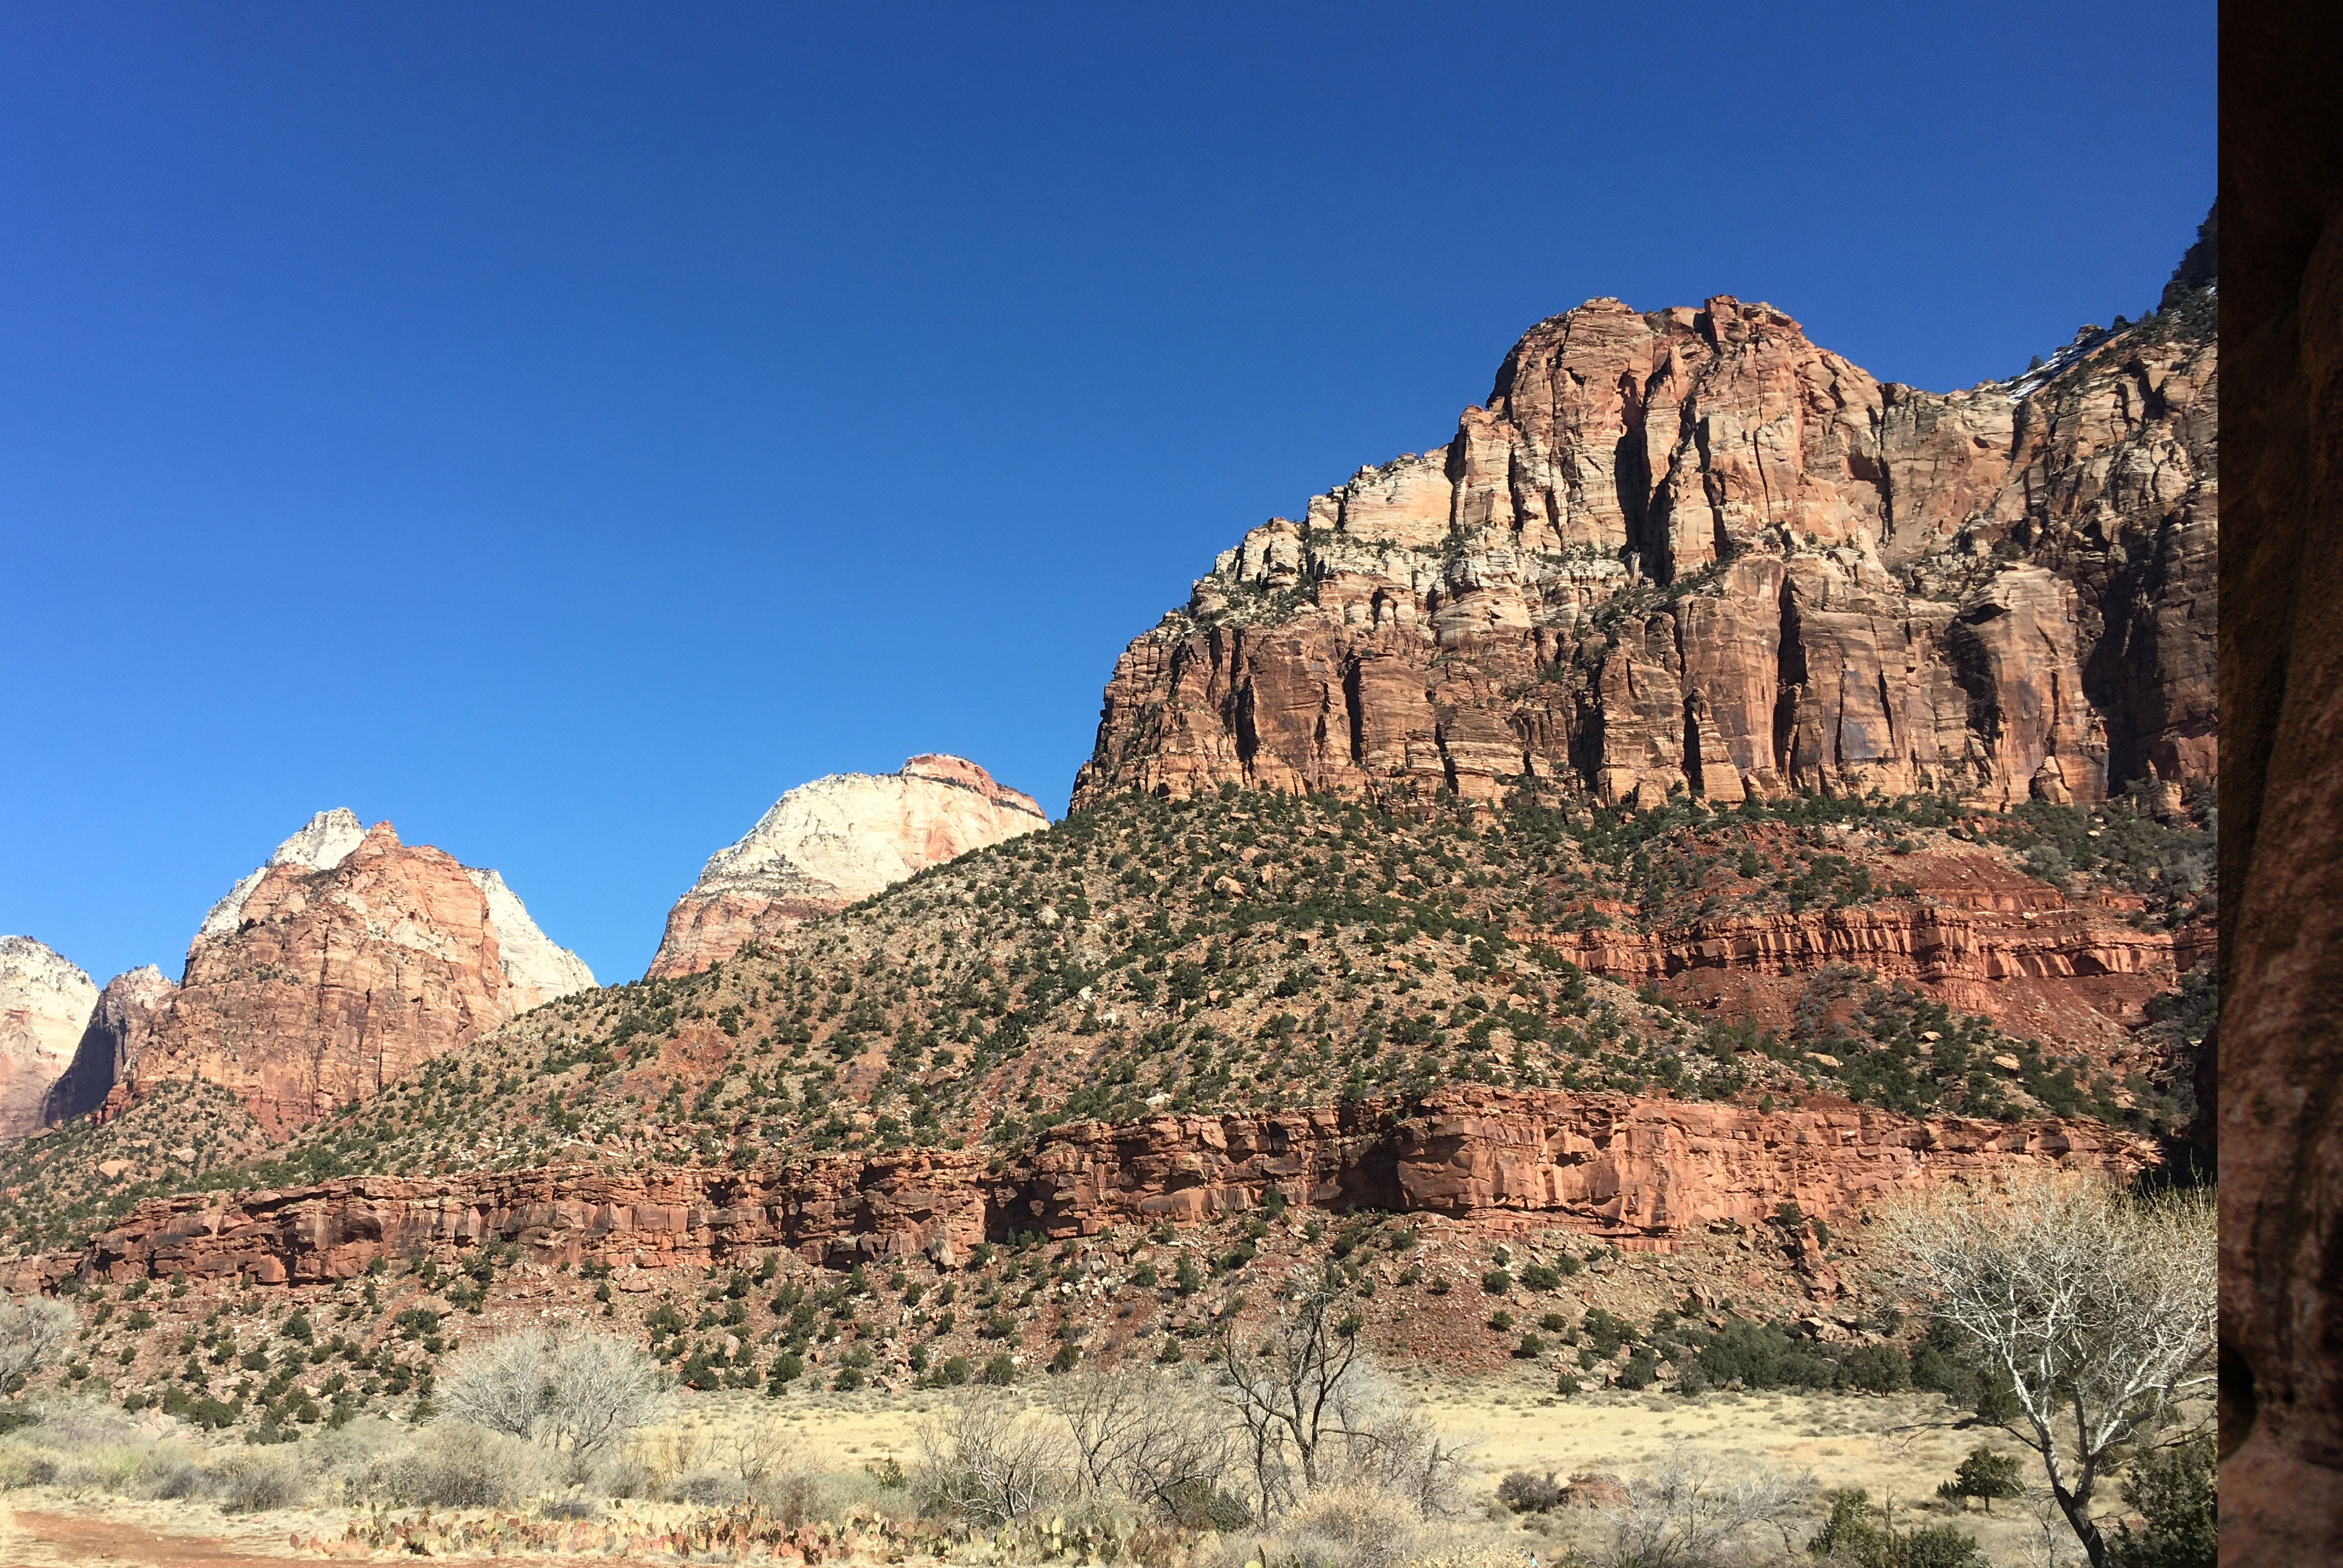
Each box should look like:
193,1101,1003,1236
40,964,171,1126
2217,8,2343,1555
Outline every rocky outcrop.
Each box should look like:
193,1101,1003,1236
194,809,370,946
1075,258,2215,814
465,868,595,1008
1535,847,2203,1060
39,1088,2148,1289
40,965,172,1126
649,755,1049,978
0,939,97,1141
121,818,593,1133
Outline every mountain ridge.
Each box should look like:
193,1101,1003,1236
1075,253,2214,816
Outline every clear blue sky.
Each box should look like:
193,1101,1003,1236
1,2,2215,988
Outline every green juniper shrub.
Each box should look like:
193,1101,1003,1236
2105,1430,2215,1568
1936,1446,2024,1514
1498,1471,1563,1512
1807,1489,1988,1568
1838,1342,1913,1394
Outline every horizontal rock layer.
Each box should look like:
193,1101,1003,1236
1075,287,2215,813
1539,849,2206,1057
649,754,1049,978
35,1088,2149,1289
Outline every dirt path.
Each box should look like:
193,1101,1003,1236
0,1506,283,1567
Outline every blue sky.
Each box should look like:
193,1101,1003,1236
0,2,2215,988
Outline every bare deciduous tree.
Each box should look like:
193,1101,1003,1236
913,1391,1073,1527
1053,1362,1155,1495
1050,1364,1233,1519
1217,1266,1364,1514
1872,1174,2215,1568
1601,1445,1810,1567
439,1326,666,1478
440,1330,551,1440
540,1328,666,1463
719,1417,820,1524
0,1294,77,1391
1216,1267,1467,1520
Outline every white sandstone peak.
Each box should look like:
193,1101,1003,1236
647,756,1047,976
464,867,595,1009
195,807,369,946
688,757,1047,904
0,936,100,1140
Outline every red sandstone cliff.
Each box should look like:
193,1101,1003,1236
123,822,591,1134
1073,282,2214,812
30,1088,2147,1291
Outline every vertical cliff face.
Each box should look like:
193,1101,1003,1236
1074,250,2215,814
647,754,1050,978
41,965,172,1127
0,938,98,1140
111,817,593,1134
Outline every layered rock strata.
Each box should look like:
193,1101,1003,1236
121,818,592,1133
0,938,97,1140
38,1088,2148,1289
1537,848,2204,1060
649,754,1049,978
40,965,172,1126
1076,264,2215,813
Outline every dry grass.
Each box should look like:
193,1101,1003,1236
0,1377,2197,1565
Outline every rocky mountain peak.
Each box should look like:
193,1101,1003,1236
464,867,595,1008
0,937,98,1140
1077,229,2215,814
647,755,1049,978
194,806,368,946
87,812,595,1134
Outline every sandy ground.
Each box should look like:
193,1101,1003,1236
0,1500,300,1564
